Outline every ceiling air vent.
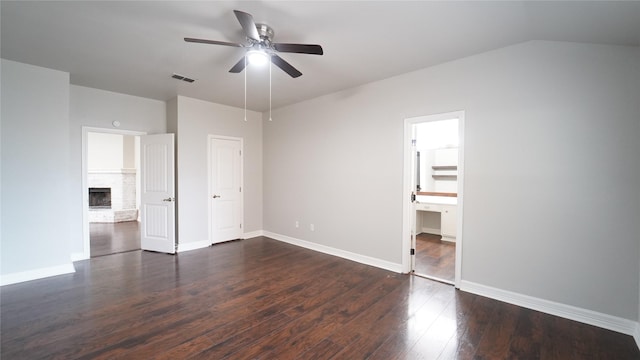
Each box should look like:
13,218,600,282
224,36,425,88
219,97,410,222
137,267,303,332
171,73,195,83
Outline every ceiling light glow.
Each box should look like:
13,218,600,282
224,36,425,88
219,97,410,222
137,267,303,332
247,50,269,66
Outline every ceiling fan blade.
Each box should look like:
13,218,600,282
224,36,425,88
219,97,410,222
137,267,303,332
184,38,244,47
273,43,324,55
271,54,302,78
229,57,246,73
233,10,260,41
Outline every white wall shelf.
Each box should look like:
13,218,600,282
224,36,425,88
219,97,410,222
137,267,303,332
432,165,457,171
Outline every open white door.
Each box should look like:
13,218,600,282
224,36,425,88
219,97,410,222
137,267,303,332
410,137,418,272
140,134,176,254
209,136,243,244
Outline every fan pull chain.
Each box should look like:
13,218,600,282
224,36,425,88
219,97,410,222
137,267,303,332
244,55,247,121
269,55,272,121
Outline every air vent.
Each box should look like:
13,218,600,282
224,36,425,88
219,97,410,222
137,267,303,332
171,73,195,83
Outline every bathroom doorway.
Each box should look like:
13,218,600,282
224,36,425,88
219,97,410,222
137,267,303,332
402,111,464,287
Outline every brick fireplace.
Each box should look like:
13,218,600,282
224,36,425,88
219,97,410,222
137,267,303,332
88,169,137,223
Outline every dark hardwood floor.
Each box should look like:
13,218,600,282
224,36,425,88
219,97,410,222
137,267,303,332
415,233,455,283
90,220,140,257
1,237,638,359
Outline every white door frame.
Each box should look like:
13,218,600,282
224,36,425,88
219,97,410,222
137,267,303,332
208,134,244,244
402,111,465,287
78,126,146,261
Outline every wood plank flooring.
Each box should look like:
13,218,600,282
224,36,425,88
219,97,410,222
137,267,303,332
90,220,140,257
2,237,638,359
414,233,455,282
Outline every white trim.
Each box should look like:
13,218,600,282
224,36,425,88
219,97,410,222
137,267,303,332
454,113,465,286
81,127,146,260
460,280,638,336
634,322,640,350
71,252,88,262
401,119,413,274
87,169,137,174
177,240,211,253
0,263,75,286
421,227,442,235
402,111,465,287
208,135,244,245
265,231,403,273
243,230,264,239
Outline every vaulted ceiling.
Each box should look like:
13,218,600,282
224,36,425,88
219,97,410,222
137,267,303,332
2,1,639,111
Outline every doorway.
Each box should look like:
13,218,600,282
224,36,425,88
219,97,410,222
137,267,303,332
82,127,146,259
402,111,465,287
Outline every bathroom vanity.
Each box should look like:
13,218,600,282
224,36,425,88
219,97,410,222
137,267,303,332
415,195,457,242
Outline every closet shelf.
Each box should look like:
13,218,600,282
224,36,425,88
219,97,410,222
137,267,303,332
432,175,457,180
431,165,457,171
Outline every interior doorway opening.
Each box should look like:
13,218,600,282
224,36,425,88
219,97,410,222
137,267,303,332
402,111,465,287
413,118,458,284
82,127,145,258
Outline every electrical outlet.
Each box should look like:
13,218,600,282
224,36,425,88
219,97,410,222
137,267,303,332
295,221,299,228
310,224,315,232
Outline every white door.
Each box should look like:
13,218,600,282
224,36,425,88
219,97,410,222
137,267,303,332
140,134,176,253
410,137,418,272
210,136,243,244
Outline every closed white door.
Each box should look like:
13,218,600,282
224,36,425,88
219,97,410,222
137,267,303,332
210,136,243,244
140,134,176,253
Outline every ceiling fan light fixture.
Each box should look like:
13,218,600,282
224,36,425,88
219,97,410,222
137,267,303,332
185,10,323,78
247,50,269,66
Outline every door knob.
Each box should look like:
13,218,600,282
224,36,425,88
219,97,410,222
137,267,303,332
212,195,221,199
162,197,174,202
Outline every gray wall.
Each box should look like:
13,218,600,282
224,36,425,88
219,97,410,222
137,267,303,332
174,96,263,244
2,41,638,324
264,41,640,320
1,59,72,275
68,85,166,256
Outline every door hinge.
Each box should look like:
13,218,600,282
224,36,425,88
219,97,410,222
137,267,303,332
411,192,416,202
239,186,242,192
240,223,242,229
411,139,416,146
239,150,242,156
410,248,415,255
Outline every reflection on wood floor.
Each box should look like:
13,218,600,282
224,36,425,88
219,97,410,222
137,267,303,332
90,220,140,257
415,232,455,282
2,237,638,359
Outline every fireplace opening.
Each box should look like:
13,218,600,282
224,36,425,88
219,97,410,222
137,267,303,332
89,188,111,209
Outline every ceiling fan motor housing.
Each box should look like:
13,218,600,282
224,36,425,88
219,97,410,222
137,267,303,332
255,23,274,44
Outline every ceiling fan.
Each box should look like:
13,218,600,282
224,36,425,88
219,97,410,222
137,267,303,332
185,10,323,78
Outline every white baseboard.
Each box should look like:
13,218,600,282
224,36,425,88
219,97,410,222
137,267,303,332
243,230,264,239
71,252,89,262
177,240,210,253
178,232,265,252
421,227,441,235
1,263,76,286
264,231,403,273
460,280,638,336
634,322,640,350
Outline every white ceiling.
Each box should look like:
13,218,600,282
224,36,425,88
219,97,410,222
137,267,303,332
2,1,639,112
